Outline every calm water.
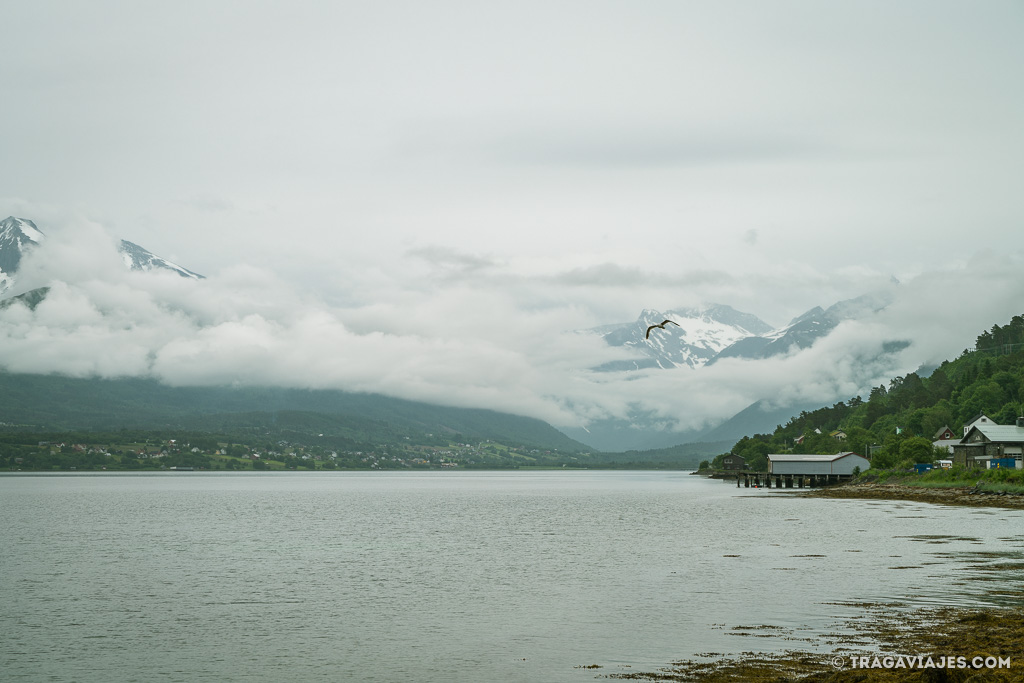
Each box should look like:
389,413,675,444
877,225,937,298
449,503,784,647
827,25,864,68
2,471,1023,682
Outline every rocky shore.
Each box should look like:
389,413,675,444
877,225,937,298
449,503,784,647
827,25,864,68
804,482,1024,509
608,602,1024,681
605,477,1024,681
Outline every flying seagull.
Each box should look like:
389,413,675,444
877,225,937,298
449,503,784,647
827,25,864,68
645,319,680,339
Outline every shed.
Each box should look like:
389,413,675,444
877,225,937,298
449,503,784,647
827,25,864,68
932,437,960,454
767,452,870,476
721,454,747,470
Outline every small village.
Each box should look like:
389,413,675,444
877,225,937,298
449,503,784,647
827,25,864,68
1,432,574,472
704,411,1024,494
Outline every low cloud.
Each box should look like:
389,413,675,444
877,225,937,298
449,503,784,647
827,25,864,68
2,220,1023,438
470,122,835,169
407,245,499,275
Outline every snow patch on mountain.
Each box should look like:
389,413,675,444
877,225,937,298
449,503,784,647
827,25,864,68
594,304,774,371
0,216,203,298
118,240,204,280
594,289,898,373
0,217,45,296
713,290,896,362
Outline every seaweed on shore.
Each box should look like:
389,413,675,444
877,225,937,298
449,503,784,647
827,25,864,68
599,481,1024,681
605,603,1024,681
805,483,1024,510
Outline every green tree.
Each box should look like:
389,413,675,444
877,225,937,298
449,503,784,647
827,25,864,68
864,385,888,426
958,381,1007,423
995,403,1022,425
898,436,935,464
919,400,955,439
926,367,954,402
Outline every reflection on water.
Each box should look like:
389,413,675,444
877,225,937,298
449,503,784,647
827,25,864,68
2,471,1022,682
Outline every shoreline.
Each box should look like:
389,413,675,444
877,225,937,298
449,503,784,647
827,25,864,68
802,481,1024,510
608,602,1024,681
605,476,1024,680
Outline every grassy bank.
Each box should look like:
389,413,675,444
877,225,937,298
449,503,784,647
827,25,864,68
800,466,1024,509
867,465,1024,491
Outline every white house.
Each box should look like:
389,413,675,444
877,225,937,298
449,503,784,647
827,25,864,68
963,413,995,436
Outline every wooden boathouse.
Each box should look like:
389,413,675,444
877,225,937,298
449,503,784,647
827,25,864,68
736,452,871,489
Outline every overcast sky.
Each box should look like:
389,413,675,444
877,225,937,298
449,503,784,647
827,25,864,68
3,2,1024,436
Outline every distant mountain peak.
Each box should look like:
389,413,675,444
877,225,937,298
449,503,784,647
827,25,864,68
598,290,899,372
0,216,45,243
0,216,203,297
118,239,204,280
594,303,774,371
714,290,896,363
0,216,46,295
786,306,825,327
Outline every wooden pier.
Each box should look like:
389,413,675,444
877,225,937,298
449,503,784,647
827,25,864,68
733,471,852,488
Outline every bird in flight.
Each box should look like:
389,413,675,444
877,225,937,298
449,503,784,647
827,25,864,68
645,319,680,339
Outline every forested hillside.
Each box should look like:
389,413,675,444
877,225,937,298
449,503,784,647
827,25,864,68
0,373,589,453
716,315,1024,471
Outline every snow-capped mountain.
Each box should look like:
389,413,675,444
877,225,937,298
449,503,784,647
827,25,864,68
0,216,203,297
0,217,45,295
711,291,895,363
595,291,897,372
594,304,775,371
118,239,203,279
570,291,906,450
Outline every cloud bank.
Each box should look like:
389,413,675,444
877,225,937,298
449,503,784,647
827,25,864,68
3,220,1022,437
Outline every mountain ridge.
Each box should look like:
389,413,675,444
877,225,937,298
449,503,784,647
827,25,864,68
0,371,591,453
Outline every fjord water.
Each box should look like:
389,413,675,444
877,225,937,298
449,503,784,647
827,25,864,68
3,472,1023,682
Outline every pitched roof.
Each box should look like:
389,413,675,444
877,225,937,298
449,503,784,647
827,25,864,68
767,452,865,462
965,424,1024,444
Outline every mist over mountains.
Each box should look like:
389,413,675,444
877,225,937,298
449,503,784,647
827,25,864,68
592,304,774,371
1,216,202,298
591,293,895,373
2,215,1023,452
